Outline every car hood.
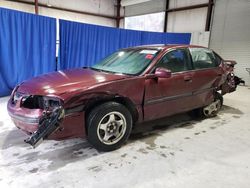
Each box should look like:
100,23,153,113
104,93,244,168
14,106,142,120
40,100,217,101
18,68,129,96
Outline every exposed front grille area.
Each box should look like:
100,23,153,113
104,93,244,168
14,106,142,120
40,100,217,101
21,95,44,109
11,91,44,109
11,91,24,105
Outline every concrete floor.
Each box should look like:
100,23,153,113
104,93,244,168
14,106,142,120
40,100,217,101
0,86,250,188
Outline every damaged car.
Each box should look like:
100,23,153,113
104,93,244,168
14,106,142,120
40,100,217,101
7,45,238,151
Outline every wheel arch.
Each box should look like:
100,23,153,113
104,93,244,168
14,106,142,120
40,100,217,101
84,95,139,133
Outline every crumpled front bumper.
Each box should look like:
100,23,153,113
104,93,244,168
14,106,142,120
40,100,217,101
7,100,42,134
7,96,64,148
7,92,86,147
24,107,64,147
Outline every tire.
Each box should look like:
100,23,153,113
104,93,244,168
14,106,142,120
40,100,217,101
189,92,223,118
200,92,223,118
87,102,132,152
187,108,203,119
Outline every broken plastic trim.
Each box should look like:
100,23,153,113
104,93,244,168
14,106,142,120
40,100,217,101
24,107,64,148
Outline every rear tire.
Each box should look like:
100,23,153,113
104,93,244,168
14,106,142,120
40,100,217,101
87,102,132,152
200,92,223,118
189,92,223,118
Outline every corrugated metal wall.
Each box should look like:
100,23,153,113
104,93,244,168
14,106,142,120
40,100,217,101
0,0,117,27
210,0,250,84
125,0,209,32
125,0,166,16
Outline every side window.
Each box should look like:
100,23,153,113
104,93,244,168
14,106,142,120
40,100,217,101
213,52,223,66
189,48,217,69
156,49,191,73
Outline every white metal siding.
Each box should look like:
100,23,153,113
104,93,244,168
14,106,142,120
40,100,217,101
169,0,208,9
0,0,117,27
210,0,250,84
190,31,210,47
125,0,166,17
167,7,208,32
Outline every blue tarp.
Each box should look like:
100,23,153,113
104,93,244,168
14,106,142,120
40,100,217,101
0,8,191,97
0,8,56,96
59,19,191,70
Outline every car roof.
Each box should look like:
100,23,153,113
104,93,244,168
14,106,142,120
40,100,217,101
124,44,207,51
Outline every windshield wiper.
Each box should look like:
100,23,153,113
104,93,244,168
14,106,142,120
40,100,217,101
90,67,134,76
90,67,117,74
89,67,104,72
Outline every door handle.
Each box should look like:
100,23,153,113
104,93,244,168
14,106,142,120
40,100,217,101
184,76,192,82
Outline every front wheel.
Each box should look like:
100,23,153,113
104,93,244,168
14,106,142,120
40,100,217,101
87,102,132,152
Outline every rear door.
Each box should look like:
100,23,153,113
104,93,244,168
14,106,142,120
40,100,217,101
188,47,223,108
144,48,195,121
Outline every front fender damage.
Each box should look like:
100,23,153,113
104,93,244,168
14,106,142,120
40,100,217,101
24,107,65,148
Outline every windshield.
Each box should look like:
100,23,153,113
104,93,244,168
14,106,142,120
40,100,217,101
91,49,160,75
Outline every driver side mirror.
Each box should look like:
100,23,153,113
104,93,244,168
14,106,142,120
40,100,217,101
155,67,172,78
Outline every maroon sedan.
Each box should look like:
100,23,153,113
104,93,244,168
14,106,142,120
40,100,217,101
7,45,237,151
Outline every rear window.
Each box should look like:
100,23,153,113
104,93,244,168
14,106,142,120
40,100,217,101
189,48,217,69
213,52,223,65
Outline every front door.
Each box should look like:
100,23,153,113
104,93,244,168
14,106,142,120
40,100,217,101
143,48,195,121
